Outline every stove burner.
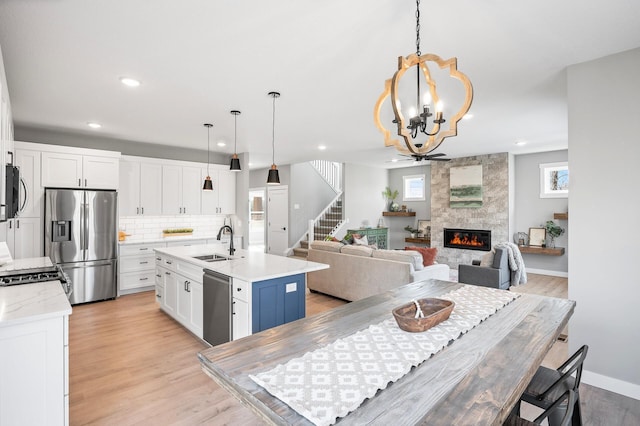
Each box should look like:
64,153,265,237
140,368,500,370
0,266,70,290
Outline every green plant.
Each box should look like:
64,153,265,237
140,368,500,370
162,228,194,234
544,221,564,238
404,225,419,234
381,186,399,201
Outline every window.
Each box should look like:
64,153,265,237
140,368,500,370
539,162,569,198
403,174,425,201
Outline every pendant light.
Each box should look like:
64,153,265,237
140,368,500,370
229,110,242,171
202,123,214,191
266,91,281,185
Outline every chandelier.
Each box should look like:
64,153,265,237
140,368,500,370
374,0,473,156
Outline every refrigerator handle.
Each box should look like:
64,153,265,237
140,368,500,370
79,202,85,250
84,203,90,253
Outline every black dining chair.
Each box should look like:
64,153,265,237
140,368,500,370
519,345,588,426
505,390,575,426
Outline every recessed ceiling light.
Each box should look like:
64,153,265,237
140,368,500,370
318,145,327,150
120,77,141,87
515,140,527,146
217,142,226,147
463,114,474,120
87,122,102,129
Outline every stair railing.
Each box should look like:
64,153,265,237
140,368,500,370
288,191,344,255
310,160,342,192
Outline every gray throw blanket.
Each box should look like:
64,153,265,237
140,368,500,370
494,241,527,286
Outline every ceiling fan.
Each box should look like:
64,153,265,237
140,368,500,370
399,152,451,162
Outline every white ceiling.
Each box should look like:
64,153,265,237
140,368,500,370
1,0,639,169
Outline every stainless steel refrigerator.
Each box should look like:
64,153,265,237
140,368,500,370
44,188,117,304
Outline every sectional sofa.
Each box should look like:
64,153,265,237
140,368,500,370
307,241,450,302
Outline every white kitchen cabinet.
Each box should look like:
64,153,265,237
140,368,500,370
162,267,178,316
0,315,68,426
162,164,202,215
42,151,119,189
15,148,42,218
201,166,236,214
118,242,166,294
176,275,203,337
232,278,251,339
119,159,162,216
5,217,41,259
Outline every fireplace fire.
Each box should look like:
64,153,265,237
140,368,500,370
444,228,491,252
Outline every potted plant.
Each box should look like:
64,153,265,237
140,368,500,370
543,220,565,248
382,186,400,212
404,225,419,238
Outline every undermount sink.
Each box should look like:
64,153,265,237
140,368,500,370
193,254,229,262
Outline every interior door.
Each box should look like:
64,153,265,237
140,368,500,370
267,186,289,256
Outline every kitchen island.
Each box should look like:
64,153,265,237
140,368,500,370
154,244,329,343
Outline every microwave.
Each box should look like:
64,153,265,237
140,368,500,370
4,164,20,220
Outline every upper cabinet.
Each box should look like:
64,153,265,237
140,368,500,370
15,148,42,218
119,159,162,216
42,150,119,189
162,164,202,215
201,167,236,215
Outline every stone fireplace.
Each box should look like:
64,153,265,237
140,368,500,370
430,153,511,268
444,228,491,251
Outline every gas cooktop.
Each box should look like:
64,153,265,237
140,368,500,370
0,265,68,286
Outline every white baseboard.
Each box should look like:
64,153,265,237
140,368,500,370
526,268,568,278
582,370,640,401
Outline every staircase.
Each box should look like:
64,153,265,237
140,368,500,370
291,198,343,259
289,161,344,260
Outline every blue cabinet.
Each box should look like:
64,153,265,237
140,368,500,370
251,273,306,333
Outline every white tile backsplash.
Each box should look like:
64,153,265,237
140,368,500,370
119,215,230,242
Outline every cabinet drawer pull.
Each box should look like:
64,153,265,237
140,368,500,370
155,274,161,278
236,288,242,292
139,248,149,251
165,272,171,275
139,261,149,264
139,277,149,281
156,294,161,298
78,178,81,187
166,260,172,264
156,257,161,261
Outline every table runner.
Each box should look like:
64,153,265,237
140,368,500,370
250,285,519,426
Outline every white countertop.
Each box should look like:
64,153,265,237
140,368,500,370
0,256,72,327
0,256,54,272
155,244,329,282
119,235,232,245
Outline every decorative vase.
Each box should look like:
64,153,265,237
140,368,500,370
548,236,556,248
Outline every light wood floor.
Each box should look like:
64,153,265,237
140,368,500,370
69,274,639,425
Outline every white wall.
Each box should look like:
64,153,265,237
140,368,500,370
567,47,640,399
343,163,387,235
514,150,569,274
388,165,431,249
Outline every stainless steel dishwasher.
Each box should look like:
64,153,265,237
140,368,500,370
203,269,233,346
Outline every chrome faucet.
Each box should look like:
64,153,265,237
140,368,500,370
216,225,235,255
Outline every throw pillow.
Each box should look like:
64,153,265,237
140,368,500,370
405,246,437,266
353,235,369,246
479,250,495,267
324,236,339,242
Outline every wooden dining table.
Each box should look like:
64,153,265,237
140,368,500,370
198,279,575,425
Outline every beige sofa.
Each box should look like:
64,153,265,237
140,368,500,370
307,241,450,302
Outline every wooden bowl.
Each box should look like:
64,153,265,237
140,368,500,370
392,298,455,332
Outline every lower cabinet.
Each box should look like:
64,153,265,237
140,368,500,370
119,242,166,294
156,253,203,338
0,315,69,425
251,273,306,333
